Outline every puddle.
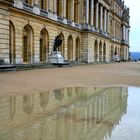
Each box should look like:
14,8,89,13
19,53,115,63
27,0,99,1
0,86,140,140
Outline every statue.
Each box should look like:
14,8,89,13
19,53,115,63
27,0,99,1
53,35,63,51
50,34,69,66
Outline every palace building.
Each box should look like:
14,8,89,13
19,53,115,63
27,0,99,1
0,0,130,65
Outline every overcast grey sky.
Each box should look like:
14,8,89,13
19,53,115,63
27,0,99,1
124,0,140,52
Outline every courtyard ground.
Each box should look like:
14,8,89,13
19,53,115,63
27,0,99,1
0,62,140,96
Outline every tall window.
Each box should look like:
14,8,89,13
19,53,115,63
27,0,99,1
94,40,98,61
74,0,79,23
66,0,71,20
58,33,65,56
22,25,33,63
40,0,44,9
40,34,43,62
9,21,15,64
23,30,28,62
67,35,73,61
57,0,62,16
75,37,80,61
40,29,49,63
40,0,46,10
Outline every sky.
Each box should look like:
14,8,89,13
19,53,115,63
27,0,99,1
124,0,140,52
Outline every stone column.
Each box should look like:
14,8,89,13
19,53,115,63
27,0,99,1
85,0,89,24
104,9,107,33
90,0,94,26
100,5,103,31
95,2,99,29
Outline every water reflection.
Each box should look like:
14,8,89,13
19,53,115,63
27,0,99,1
0,86,128,140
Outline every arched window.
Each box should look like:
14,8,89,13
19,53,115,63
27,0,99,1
111,46,114,60
40,29,49,63
22,25,33,63
75,37,80,61
110,19,113,37
94,40,98,61
99,41,102,62
103,43,106,61
67,35,73,61
58,32,65,56
9,21,15,64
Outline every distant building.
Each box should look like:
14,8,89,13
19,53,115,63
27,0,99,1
0,0,130,65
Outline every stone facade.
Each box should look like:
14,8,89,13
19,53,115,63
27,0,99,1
0,0,130,65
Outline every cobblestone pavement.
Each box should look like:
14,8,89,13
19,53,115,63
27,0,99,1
0,62,140,96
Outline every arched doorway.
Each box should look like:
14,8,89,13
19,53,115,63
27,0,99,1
9,21,15,64
94,40,98,62
22,25,34,64
75,37,80,61
67,35,73,61
40,29,49,63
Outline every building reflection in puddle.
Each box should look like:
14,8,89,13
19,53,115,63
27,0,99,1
0,86,128,140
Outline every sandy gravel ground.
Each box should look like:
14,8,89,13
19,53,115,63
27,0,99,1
0,62,140,96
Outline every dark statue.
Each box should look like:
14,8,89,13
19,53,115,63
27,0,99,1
53,35,63,51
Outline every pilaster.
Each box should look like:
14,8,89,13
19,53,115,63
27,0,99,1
100,5,103,31
63,0,66,18
70,0,74,21
85,0,89,24
104,9,107,33
95,2,99,29
90,0,94,26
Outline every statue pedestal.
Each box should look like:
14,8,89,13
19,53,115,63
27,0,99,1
50,51,64,64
